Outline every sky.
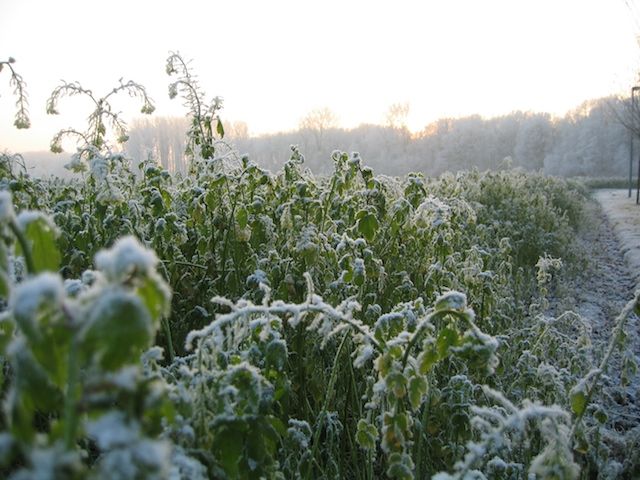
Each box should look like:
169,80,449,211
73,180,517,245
1,0,640,152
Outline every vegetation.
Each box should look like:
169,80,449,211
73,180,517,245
0,54,637,479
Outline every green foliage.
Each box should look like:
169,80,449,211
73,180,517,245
0,56,636,479
0,202,174,477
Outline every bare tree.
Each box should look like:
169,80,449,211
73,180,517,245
385,102,410,130
609,90,640,137
224,120,249,140
299,107,338,151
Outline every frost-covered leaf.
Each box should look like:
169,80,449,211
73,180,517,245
80,289,153,370
386,452,415,480
386,372,408,399
10,272,64,345
95,236,158,283
356,419,378,450
434,291,467,313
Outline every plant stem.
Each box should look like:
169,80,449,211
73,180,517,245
9,218,35,274
308,331,350,479
162,316,175,363
63,338,79,450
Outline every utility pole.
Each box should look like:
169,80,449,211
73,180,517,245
631,87,640,203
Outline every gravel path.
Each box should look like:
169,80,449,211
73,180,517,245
557,191,640,437
593,189,640,287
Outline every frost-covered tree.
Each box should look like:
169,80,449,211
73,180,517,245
299,107,339,151
513,113,553,170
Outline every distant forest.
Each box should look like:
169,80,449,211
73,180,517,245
123,96,631,178
21,95,633,179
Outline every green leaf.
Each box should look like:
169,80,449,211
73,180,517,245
265,339,287,371
357,212,379,243
418,341,439,374
236,206,248,229
386,372,407,399
570,389,587,416
268,415,287,437
408,375,428,410
17,216,61,273
375,352,394,377
593,406,608,424
136,276,170,322
356,419,378,450
214,426,244,478
0,318,13,355
386,452,415,480
0,270,9,300
436,327,460,358
217,117,225,138
12,346,63,414
80,289,153,370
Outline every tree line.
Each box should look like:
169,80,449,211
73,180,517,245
124,96,630,178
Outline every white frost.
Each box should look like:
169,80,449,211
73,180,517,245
10,272,64,333
95,236,158,282
86,411,140,450
0,191,15,223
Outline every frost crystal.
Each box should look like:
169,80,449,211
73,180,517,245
63,278,85,297
170,446,208,480
87,411,140,449
353,344,374,368
413,195,451,228
95,236,158,282
11,272,64,333
16,210,59,234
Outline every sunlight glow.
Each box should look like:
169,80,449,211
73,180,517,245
1,0,639,152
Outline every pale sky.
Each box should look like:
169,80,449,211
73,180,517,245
1,0,639,152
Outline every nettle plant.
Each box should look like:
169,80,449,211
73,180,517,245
46,77,155,203
166,52,225,168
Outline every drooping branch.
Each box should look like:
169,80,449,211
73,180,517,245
0,57,30,129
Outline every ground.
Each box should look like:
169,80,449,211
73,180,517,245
559,190,640,439
594,189,640,285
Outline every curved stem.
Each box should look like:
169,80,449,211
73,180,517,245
401,314,434,370
9,218,35,274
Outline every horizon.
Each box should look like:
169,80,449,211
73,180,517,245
6,93,620,156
